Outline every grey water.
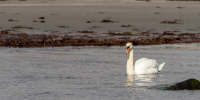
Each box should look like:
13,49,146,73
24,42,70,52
0,44,200,100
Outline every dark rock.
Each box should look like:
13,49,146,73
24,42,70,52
86,21,91,23
39,17,45,19
40,20,46,23
8,19,18,22
149,78,200,90
101,19,114,23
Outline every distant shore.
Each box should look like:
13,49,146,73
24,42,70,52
1,0,200,47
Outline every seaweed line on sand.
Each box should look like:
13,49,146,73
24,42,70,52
0,30,200,47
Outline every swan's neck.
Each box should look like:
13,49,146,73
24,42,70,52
127,49,134,75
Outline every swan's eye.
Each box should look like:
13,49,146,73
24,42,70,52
127,46,130,49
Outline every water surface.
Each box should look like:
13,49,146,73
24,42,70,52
0,44,200,100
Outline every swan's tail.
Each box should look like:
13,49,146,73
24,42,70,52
158,62,165,72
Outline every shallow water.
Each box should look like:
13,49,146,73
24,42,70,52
0,44,200,100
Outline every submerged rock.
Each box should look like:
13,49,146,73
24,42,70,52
149,78,200,90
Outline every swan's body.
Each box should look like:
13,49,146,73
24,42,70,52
126,42,165,75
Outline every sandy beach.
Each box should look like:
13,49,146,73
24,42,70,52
1,0,200,46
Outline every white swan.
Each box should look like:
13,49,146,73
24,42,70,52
126,42,165,75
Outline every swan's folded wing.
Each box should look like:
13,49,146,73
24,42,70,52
135,58,157,69
135,58,148,66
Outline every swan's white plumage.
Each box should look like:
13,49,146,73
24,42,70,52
135,58,159,74
126,42,165,75
158,62,165,71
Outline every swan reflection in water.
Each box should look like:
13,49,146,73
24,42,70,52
124,75,134,87
124,74,159,87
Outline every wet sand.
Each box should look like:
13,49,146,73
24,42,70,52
1,0,200,46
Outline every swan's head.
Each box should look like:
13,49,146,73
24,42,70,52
126,42,133,54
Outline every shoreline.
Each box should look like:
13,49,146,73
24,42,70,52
1,31,200,47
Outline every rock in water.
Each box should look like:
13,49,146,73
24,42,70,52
149,78,200,90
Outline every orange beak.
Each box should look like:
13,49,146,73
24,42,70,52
126,48,129,54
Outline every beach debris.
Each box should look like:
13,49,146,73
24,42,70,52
179,33,195,37
8,19,18,22
101,19,115,23
0,31,197,47
77,30,95,33
19,0,26,1
39,17,45,19
58,25,69,28
86,21,91,23
86,21,92,23
40,20,46,23
31,17,46,23
0,27,200,47
108,32,134,36
86,20,95,23
8,19,14,21
32,20,46,23
11,26,34,29
160,20,184,24
121,25,135,27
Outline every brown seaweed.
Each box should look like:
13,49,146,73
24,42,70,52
101,19,115,23
160,20,184,24
39,17,45,19
77,30,95,33
12,26,34,29
0,30,199,47
8,19,18,22
58,26,69,28
121,25,134,27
